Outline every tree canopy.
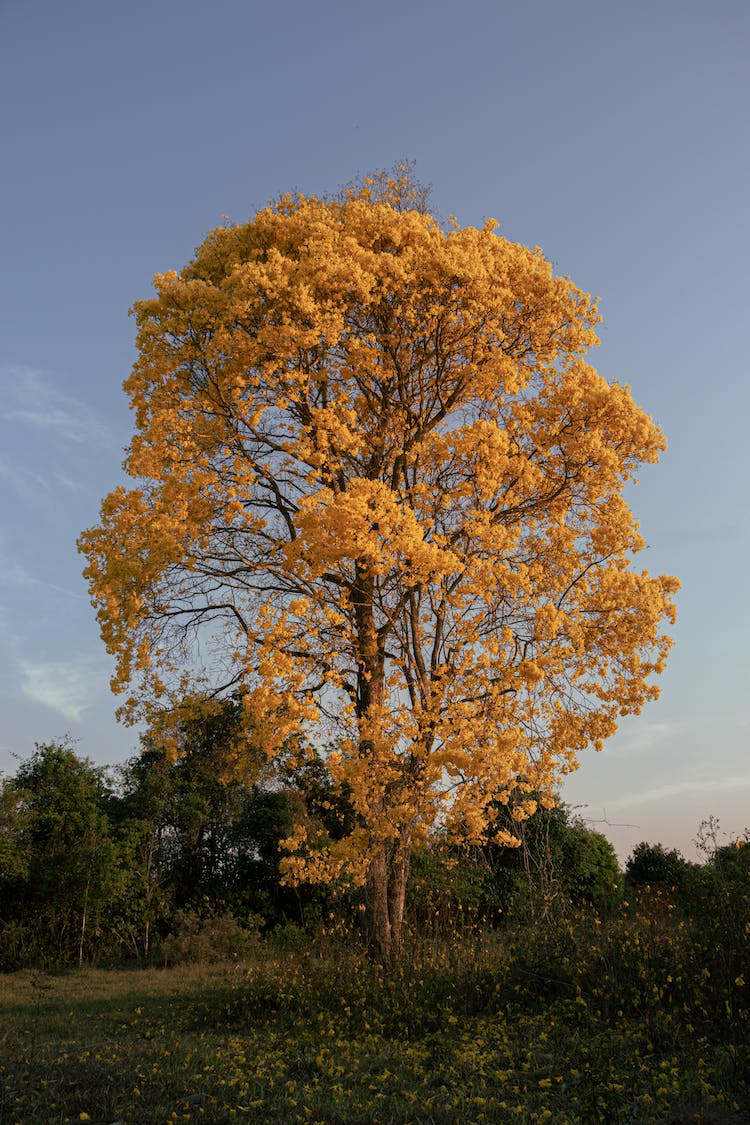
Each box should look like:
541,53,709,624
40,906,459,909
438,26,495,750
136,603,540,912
79,167,678,957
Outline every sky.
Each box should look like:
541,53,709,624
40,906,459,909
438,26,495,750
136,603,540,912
1,0,748,862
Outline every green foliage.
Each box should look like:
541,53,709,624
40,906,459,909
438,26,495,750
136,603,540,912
560,824,623,909
0,779,29,889
403,801,623,941
679,821,750,1017
1,733,748,1120
161,908,261,965
3,720,747,1034
476,797,624,919
626,840,694,890
112,713,338,938
406,843,495,935
0,739,121,969
0,727,356,968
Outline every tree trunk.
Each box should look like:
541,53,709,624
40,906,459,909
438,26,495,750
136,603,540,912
387,826,412,959
79,874,90,969
363,849,392,961
361,825,413,962
351,559,415,961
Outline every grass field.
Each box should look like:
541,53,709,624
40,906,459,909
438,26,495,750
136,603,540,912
1,915,748,1124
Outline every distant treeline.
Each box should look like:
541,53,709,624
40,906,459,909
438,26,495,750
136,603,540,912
1,728,748,971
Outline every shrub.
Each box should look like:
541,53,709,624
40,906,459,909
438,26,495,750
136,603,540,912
161,909,261,965
626,841,693,891
406,844,496,936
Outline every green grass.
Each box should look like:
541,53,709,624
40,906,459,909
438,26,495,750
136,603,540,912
1,913,748,1124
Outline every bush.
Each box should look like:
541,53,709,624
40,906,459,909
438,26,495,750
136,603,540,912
406,844,496,936
560,825,623,910
161,909,261,965
478,799,624,920
626,841,693,890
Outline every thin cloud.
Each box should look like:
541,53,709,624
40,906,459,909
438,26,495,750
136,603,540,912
0,551,85,601
607,775,750,810
609,719,683,755
0,553,36,589
0,453,51,496
18,658,100,722
53,470,84,493
0,364,114,447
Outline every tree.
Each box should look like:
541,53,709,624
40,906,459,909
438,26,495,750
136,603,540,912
558,824,622,910
79,166,678,960
114,701,346,940
472,796,622,919
108,744,175,962
626,841,692,891
0,776,29,888
2,740,119,967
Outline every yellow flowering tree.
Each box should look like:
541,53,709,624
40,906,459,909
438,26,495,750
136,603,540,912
79,169,678,959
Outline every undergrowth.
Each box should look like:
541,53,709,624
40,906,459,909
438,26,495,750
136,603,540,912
0,900,748,1123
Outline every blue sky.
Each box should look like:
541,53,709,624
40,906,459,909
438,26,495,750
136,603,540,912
1,0,747,861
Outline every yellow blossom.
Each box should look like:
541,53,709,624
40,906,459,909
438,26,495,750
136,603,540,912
79,166,677,960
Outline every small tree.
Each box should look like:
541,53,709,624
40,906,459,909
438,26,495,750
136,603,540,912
5,739,119,967
114,701,347,937
0,776,29,887
626,841,692,891
477,797,621,918
109,746,175,961
560,825,622,910
80,167,677,960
